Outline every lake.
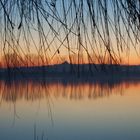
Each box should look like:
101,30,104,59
0,78,140,140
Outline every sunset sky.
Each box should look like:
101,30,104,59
0,0,140,66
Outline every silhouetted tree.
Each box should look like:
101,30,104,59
0,0,140,67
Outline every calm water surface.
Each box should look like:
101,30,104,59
0,79,140,140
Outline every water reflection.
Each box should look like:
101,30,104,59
0,79,140,140
0,78,139,103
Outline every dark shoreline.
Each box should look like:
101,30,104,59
0,63,140,82
1,71,140,85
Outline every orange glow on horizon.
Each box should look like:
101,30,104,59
0,51,140,68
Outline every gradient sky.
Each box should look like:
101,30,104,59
0,0,140,66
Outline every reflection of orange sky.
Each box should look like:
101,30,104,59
1,80,140,122
0,80,140,103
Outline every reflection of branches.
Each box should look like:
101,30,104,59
0,78,139,103
0,0,140,68
0,78,139,129
11,102,20,127
0,79,55,125
34,124,48,140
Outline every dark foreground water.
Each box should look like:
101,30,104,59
0,79,140,140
